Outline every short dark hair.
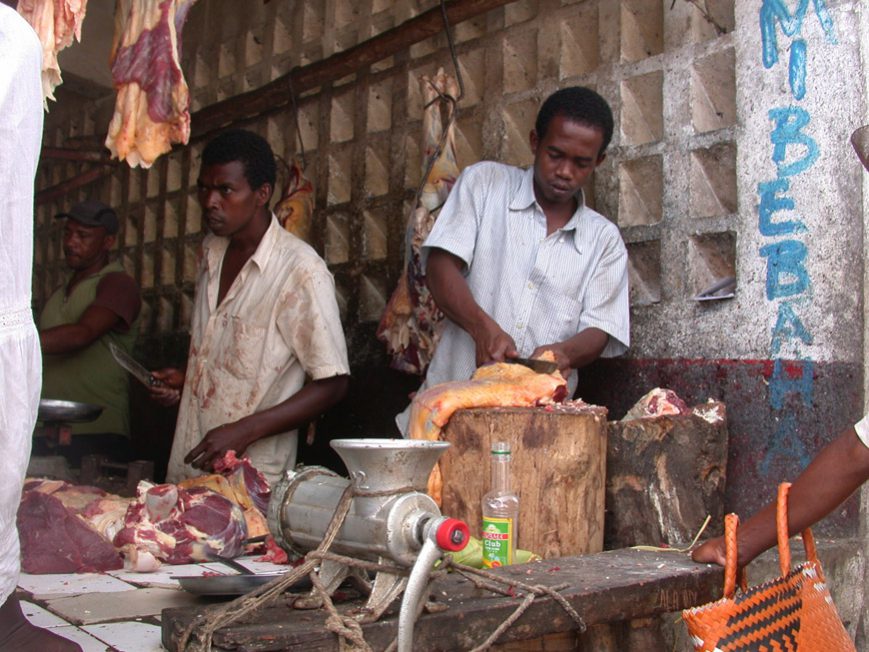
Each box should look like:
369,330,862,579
201,129,277,191
535,86,614,156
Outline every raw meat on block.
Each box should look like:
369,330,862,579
622,388,690,421
17,0,89,106
105,0,198,168
408,355,567,505
18,490,123,573
377,68,462,375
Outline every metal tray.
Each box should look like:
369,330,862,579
175,572,310,596
38,399,104,424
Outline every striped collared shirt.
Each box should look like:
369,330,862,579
404,161,629,425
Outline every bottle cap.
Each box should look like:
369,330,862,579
491,441,510,455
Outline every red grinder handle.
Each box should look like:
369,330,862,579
436,518,470,552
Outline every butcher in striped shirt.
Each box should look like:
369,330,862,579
397,86,629,434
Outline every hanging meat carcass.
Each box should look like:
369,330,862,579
274,158,315,242
17,0,89,106
377,68,462,375
408,354,567,505
105,0,198,168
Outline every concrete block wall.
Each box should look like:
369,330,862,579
34,0,745,362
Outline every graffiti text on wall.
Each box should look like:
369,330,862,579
757,0,836,473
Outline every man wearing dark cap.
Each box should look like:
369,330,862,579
37,199,142,466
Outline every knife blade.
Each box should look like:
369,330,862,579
504,357,558,374
109,342,162,387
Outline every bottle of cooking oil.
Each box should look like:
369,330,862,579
481,441,519,568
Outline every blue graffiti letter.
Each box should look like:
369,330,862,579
769,107,819,177
769,358,814,410
757,178,806,236
759,0,837,98
760,240,810,299
771,302,813,355
759,411,811,475
789,39,807,100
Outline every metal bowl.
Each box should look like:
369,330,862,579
38,399,104,424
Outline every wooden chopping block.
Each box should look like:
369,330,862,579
439,404,609,558
605,401,728,549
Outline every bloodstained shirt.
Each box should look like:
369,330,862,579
167,216,349,484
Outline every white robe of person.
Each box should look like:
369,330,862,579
0,4,45,603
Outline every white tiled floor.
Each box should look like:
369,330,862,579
81,622,164,652
19,572,137,599
19,556,289,651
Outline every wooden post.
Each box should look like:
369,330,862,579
605,402,728,549
439,405,609,558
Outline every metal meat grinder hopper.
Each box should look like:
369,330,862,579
267,438,468,630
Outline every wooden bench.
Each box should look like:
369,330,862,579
161,549,723,651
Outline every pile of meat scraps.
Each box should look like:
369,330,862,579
621,388,691,421
408,354,567,505
18,452,270,574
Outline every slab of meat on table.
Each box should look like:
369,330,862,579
18,482,125,573
178,450,271,540
18,452,264,573
17,0,89,106
377,68,462,375
113,481,247,572
105,0,198,168
408,355,568,505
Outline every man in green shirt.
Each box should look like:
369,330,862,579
38,200,142,467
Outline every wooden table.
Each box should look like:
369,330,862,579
161,549,723,651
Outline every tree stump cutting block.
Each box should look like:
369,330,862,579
605,401,728,549
439,404,609,558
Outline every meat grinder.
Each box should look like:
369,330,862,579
267,438,468,636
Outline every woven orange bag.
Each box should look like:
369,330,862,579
682,482,856,651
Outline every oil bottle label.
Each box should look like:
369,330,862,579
481,517,514,567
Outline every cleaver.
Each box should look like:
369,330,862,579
109,342,162,387
504,357,558,374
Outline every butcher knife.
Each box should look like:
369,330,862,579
504,357,558,374
109,342,162,387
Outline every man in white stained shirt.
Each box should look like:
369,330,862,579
396,86,629,433
150,129,350,485
0,2,81,650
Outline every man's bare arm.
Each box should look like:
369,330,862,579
531,328,609,375
40,304,123,354
426,248,517,366
692,427,869,567
184,374,350,472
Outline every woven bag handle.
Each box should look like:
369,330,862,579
722,513,747,598
775,482,825,582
